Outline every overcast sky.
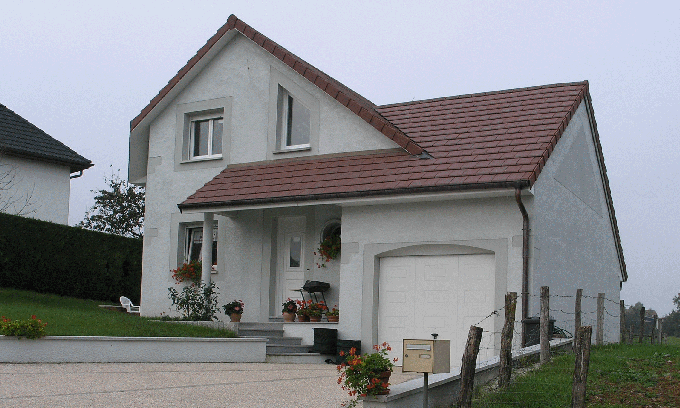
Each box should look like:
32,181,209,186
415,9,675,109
1,1,678,314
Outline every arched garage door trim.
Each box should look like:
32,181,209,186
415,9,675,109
361,239,509,355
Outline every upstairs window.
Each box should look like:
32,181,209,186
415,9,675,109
189,115,223,160
276,85,310,150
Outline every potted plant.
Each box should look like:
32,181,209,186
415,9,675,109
326,305,339,322
296,300,310,322
307,301,326,322
337,343,397,407
315,233,341,268
171,260,202,284
222,300,244,322
281,298,297,322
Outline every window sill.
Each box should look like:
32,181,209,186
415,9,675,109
273,145,311,154
181,155,223,164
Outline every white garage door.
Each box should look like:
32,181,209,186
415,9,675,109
378,254,496,369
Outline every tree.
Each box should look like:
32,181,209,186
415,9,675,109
78,172,145,239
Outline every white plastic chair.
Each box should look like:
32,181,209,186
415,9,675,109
119,296,141,314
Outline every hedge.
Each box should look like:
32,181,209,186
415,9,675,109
0,212,142,304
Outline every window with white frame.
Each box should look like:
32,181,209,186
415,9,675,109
188,115,223,160
186,226,218,269
276,85,311,150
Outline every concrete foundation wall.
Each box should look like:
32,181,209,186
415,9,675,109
0,336,267,363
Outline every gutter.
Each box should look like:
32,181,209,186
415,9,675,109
515,186,530,347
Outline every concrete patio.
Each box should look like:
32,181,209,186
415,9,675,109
0,362,419,408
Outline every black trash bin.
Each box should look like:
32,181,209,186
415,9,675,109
522,317,555,346
312,328,338,354
336,339,361,365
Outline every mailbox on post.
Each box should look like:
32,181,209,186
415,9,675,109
402,339,450,374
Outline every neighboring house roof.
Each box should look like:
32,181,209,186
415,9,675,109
0,103,92,173
130,14,423,156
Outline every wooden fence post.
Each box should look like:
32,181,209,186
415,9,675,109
573,289,582,353
571,326,593,408
457,326,483,408
596,293,604,345
620,300,626,344
499,292,517,388
659,318,664,344
651,315,657,344
628,325,633,343
540,286,550,364
639,307,645,343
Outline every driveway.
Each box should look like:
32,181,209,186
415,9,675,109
0,363,419,407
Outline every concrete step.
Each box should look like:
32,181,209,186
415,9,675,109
264,336,304,346
238,328,284,338
266,344,312,354
238,322,283,330
265,353,331,364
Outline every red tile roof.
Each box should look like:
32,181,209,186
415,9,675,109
130,14,423,156
180,81,588,209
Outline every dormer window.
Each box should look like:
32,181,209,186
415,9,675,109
276,85,310,150
189,115,223,160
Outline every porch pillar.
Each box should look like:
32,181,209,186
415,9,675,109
201,212,214,286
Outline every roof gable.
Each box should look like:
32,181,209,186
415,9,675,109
180,81,589,209
0,103,92,172
130,15,424,156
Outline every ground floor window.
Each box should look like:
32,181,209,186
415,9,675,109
186,226,218,269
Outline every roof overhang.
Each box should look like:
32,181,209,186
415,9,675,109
178,182,532,215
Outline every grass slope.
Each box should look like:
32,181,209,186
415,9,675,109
473,342,680,407
0,289,236,338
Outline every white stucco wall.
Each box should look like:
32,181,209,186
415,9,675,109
339,195,526,352
530,101,623,343
0,155,70,224
139,33,392,317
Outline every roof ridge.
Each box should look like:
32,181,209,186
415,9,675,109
130,14,424,156
378,81,589,109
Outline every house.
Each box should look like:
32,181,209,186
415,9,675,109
0,103,92,224
129,15,626,365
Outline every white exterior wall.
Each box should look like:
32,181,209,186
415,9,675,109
1,155,70,224
530,101,623,343
339,196,525,352
140,34,393,316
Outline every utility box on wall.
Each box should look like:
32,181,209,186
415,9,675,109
402,339,451,373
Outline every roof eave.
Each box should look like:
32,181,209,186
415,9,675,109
177,179,532,212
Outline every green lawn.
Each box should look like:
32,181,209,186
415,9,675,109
0,289,236,338
473,342,680,407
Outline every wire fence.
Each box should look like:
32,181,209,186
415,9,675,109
442,286,664,407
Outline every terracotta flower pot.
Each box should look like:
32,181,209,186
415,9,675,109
297,314,310,322
327,315,339,323
375,371,391,394
309,315,322,322
282,312,296,322
230,313,242,322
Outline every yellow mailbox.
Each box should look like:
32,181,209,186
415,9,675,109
402,339,450,373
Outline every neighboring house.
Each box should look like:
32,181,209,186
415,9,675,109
129,15,626,365
0,103,92,224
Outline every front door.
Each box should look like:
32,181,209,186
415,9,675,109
277,216,306,308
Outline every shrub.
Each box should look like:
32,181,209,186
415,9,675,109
168,282,219,321
0,315,47,339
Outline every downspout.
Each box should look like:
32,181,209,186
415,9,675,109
515,186,530,347
70,171,83,179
